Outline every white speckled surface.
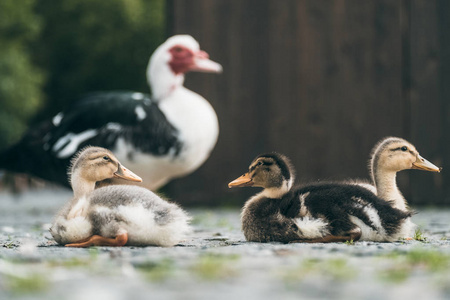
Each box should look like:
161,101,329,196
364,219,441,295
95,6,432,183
1,189,450,300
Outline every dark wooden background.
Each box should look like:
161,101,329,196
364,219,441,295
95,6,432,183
164,0,450,207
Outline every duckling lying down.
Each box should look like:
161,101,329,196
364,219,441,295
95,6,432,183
50,147,190,247
229,146,440,243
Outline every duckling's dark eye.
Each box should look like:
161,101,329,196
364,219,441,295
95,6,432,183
401,146,408,152
103,156,110,161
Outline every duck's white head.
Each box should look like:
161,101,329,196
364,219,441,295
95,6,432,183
147,35,222,100
370,137,441,180
228,153,295,199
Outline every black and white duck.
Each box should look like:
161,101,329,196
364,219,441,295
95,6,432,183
228,150,439,243
50,147,190,247
1,35,222,190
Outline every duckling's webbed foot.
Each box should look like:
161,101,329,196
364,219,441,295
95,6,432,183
65,233,128,248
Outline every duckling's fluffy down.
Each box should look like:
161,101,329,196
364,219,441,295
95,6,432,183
51,185,190,247
349,215,416,242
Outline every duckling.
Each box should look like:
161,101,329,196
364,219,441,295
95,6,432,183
50,147,190,247
229,153,417,243
360,137,441,211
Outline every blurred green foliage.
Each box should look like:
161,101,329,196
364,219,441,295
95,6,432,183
0,0,166,150
0,0,44,149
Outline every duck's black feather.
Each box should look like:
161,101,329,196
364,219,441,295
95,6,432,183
0,91,183,187
242,183,412,243
48,92,182,155
295,183,411,236
242,197,304,243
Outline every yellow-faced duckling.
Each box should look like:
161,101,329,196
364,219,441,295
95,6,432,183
50,147,190,247
229,153,421,243
362,137,441,211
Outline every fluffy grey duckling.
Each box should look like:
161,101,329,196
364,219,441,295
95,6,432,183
50,147,190,247
228,151,438,243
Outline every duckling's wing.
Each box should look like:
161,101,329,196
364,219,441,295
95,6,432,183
297,183,412,239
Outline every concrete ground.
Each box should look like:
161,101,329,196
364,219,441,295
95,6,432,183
1,188,450,300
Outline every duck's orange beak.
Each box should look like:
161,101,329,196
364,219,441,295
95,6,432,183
114,164,143,182
228,173,253,188
412,155,442,172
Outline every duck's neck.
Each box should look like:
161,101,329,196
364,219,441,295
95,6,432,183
71,171,96,199
372,169,407,211
261,188,288,199
147,60,185,101
261,178,293,199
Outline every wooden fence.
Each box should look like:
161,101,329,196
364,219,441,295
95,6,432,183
165,0,450,206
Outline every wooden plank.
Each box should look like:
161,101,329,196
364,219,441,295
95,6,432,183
265,0,404,185
166,0,447,206
407,0,444,205
166,0,272,205
437,0,450,205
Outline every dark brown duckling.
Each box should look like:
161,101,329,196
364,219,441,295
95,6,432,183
229,153,415,243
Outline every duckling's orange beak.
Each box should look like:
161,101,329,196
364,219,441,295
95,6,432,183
114,164,143,182
228,173,253,188
412,155,442,172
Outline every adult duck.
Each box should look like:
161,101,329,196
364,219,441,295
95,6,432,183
0,35,222,190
